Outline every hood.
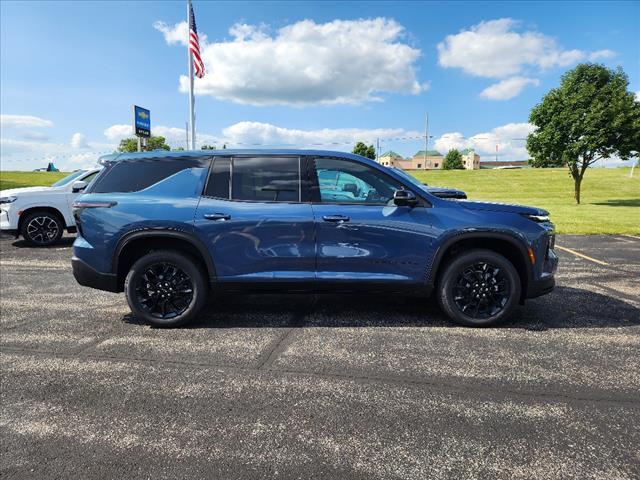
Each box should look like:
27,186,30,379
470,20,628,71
424,185,467,198
0,186,54,197
457,200,548,216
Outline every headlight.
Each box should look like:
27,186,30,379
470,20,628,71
0,196,17,204
522,213,550,223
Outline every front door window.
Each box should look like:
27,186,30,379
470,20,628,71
315,158,400,204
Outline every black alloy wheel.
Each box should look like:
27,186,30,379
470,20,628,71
452,262,510,319
135,262,194,319
125,250,208,327
438,249,521,327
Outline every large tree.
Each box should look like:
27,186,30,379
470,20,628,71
352,141,376,160
118,136,171,153
527,64,640,203
443,149,464,170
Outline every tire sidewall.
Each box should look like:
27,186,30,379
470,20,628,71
438,249,521,327
21,211,64,247
125,250,208,327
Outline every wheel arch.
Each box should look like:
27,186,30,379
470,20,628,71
428,232,532,301
18,206,66,234
114,230,216,291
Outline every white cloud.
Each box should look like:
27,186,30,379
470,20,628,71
1,114,53,129
635,91,640,102
220,121,421,149
155,18,426,106
153,20,190,45
103,124,133,141
433,122,536,162
589,49,616,60
438,18,615,80
480,77,540,100
70,132,88,149
19,130,50,141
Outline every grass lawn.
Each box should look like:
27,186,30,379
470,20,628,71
0,171,69,190
1,167,638,234
411,167,639,234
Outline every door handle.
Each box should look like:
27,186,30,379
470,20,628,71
204,213,231,221
322,215,350,223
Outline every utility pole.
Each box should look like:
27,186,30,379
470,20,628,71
423,113,429,170
185,122,189,150
376,138,380,162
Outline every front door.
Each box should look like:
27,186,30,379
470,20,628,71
194,156,315,283
310,157,436,285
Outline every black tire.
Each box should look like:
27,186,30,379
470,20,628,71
437,249,521,327
125,250,208,327
20,210,64,247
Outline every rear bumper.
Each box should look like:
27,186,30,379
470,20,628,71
72,256,119,292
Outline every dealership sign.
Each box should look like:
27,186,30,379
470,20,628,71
133,105,151,138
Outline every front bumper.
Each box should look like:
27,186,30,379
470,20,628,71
0,208,17,234
72,256,119,292
525,246,558,299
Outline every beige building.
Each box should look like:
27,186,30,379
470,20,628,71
460,148,480,170
378,149,480,170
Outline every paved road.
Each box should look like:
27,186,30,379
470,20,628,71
1,234,639,479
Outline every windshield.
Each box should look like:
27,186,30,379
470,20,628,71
51,170,86,187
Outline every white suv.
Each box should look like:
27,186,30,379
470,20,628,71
0,169,100,246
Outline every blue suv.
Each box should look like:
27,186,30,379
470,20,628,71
72,150,557,327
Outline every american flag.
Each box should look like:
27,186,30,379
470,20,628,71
189,3,205,78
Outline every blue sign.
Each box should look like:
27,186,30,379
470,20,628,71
134,105,150,138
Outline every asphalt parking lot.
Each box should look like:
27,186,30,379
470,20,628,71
1,233,639,479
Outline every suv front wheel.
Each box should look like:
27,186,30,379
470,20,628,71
437,249,521,327
125,250,208,327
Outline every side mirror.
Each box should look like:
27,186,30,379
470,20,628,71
393,189,418,207
72,180,88,193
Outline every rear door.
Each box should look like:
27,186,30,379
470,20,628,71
310,156,436,286
193,155,316,283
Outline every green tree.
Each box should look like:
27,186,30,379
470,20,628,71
118,136,171,153
352,141,376,160
527,64,640,203
443,149,464,170
201,144,216,150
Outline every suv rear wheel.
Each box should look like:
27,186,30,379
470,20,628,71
125,250,208,327
437,249,521,327
20,210,64,247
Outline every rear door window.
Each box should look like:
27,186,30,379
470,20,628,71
204,157,231,198
91,157,209,193
231,157,300,202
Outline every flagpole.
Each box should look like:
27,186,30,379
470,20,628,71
187,0,196,150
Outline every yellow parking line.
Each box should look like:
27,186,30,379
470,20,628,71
555,245,610,266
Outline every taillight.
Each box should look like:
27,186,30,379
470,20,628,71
72,201,117,237
72,201,117,209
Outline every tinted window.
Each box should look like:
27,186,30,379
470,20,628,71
91,158,208,193
204,157,231,198
315,158,401,204
52,170,86,187
232,157,300,202
80,171,99,184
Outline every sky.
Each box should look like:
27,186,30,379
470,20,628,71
1,0,638,171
